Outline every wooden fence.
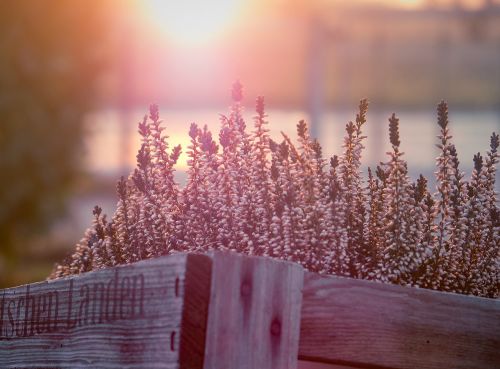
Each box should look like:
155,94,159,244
1,252,498,368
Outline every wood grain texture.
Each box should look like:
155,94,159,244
0,253,212,369
180,254,212,369
203,251,304,369
3,252,498,369
299,272,500,369
298,361,357,369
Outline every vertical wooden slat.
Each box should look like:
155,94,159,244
203,252,304,369
179,254,212,369
298,361,356,369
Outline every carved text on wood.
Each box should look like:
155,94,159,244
0,269,145,339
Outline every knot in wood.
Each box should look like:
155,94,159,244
270,318,281,337
240,280,252,297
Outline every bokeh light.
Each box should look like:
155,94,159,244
143,0,246,46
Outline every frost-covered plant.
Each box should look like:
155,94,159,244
377,114,427,286
50,84,499,298
336,100,368,278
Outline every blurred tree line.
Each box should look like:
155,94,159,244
0,0,116,287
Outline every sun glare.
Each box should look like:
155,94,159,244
397,0,423,9
143,0,245,46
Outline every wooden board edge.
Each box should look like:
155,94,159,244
299,271,500,369
204,251,304,369
179,253,213,369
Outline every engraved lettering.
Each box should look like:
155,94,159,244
119,276,130,319
131,274,145,318
105,269,119,322
24,285,35,337
91,282,105,325
35,294,47,334
15,296,24,337
0,270,150,339
66,280,77,330
0,292,5,336
7,299,15,338
78,284,90,327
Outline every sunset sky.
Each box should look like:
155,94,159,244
1,0,498,289
137,0,497,45
97,0,500,109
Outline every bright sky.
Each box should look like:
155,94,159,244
325,0,491,10
139,0,493,48
142,0,247,46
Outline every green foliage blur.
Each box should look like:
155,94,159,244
0,0,115,286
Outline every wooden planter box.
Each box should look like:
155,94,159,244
1,252,499,369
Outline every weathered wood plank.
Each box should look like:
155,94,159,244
203,251,304,369
299,272,500,369
180,254,212,369
298,361,357,369
0,253,211,369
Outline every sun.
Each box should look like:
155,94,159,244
143,0,245,46
396,0,423,9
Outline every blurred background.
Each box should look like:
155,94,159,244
1,0,499,289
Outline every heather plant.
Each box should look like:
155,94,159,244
377,114,425,285
50,84,499,298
